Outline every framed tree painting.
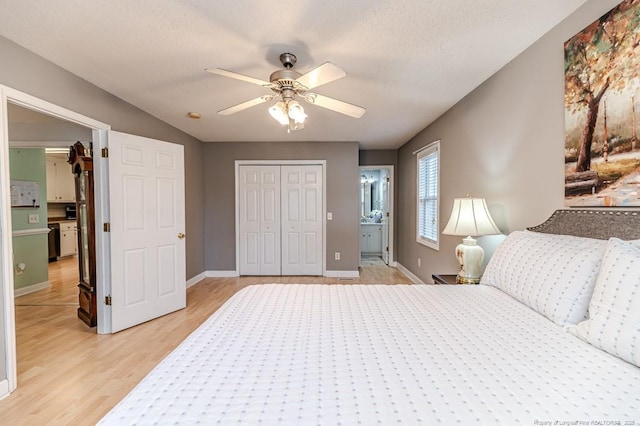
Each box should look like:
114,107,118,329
564,0,640,207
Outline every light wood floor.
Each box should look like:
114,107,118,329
1,260,412,425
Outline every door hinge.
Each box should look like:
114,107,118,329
386,177,390,183
386,246,389,252
101,147,109,158
386,212,390,217
103,222,111,232
105,295,112,306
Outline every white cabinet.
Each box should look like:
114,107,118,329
59,221,77,257
46,155,75,202
360,224,382,254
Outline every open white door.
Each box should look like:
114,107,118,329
108,131,186,333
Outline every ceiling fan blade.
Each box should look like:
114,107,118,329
295,62,346,90
304,93,366,118
206,68,273,88
218,95,273,116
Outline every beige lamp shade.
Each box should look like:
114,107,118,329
442,198,501,237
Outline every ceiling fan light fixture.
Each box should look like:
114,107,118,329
209,52,366,131
287,118,304,133
268,101,289,125
287,100,307,124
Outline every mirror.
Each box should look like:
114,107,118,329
360,169,384,221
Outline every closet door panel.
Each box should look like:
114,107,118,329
239,167,262,275
302,166,323,275
259,167,281,275
281,169,303,276
282,165,323,276
240,164,322,276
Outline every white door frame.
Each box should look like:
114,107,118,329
0,86,112,395
359,165,395,266
235,160,327,276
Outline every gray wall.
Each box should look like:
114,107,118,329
204,142,360,272
359,149,397,168
0,36,205,280
396,0,623,283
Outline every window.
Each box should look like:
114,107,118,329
416,141,440,249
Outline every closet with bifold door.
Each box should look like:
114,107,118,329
238,164,323,276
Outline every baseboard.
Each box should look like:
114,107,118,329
186,272,207,288
203,270,362,279
14,280,50,297
0,379,9,401
395,263,425,284
324,270,360,278
205,270,240,278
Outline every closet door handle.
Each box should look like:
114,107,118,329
178,233,185,239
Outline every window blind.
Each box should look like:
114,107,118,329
416,142,439,249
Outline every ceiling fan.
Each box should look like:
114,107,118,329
206,53,366,132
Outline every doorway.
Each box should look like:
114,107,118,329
1,87,189,399
359,166,394,267
8,104,90,310
0,87,110,395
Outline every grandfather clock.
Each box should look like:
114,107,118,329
68,142,97,327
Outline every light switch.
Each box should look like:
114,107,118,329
327,212,333,220
28,214,39,224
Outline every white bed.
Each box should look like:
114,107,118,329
100,210,640,424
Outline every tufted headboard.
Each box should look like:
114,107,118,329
527,209,640,240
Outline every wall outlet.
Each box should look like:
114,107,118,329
417,258,421,267
334,252,340,260
15,262,26,275
28,214,39,224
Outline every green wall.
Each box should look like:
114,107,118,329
9,148,49,291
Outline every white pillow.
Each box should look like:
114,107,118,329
568,238,640,367
480,230,606,326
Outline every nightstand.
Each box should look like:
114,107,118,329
431,274,479,285
431,274,458,284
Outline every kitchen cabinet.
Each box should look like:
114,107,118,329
360,224,382,254
59,221,77,257
46,155,75,202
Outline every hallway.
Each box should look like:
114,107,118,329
15,256,78,307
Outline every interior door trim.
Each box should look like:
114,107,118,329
359,165,395,267
234,160,327,277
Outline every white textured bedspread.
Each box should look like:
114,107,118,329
100,284,640,424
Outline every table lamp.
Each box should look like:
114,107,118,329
442,197,501,284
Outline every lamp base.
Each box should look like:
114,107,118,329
455,274,480,284
454,236,485,285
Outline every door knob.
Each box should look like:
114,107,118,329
178,233,185,239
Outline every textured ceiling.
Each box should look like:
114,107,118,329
0,0,587,149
